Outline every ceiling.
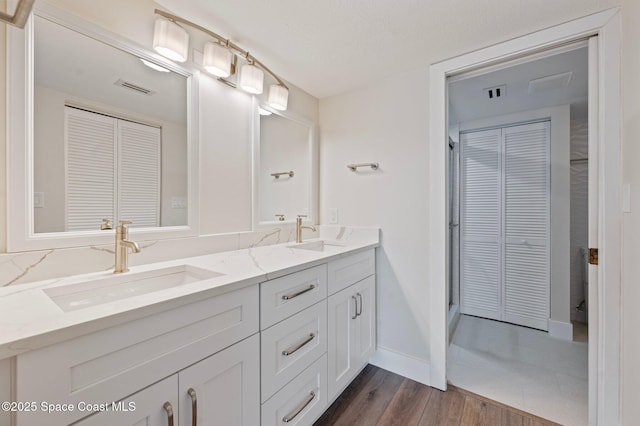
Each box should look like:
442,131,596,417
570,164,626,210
449,45,589,124
154,0,617,99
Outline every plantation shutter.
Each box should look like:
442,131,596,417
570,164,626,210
117,120,161,228
460,128,502,320
503,121,550,330
65,107,116,231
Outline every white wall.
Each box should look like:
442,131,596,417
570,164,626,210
621,0,640,423
320,67,431,364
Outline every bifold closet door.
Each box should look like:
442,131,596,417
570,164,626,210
460,128,502,321
460,121,550,331
503,122,550,330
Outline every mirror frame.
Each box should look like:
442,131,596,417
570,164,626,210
252,98,318,229
6,2,200,252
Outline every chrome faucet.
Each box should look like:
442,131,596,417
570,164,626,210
296,215,317,243
114,220,141,273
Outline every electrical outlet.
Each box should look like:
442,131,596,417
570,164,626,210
329,208,338,224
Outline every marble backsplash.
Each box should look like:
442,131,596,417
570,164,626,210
0,225,378,287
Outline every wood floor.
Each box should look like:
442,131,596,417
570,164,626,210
315,365,561,426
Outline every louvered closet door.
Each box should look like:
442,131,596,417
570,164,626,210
118,120,161,227
460,128,502,320
503,122,550,330
65,107,116,231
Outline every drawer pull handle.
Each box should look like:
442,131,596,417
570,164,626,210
356,292,363,317
352,295,358,319
188,388,197,426
282,391,316,423
282,333,315,356
282,284,315,300
163,401,175,426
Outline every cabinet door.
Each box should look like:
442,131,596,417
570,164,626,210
352,275,376,366
327,283,357,400
327,275,376,401
178,334,260,426
75,375,178,426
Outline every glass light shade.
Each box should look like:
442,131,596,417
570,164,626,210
153,18,189,62
140,59,170,73
239,64,264,94
203,42,232,78
268,85,289,111
258,107,272,116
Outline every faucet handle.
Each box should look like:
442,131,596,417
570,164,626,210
101,218,113,230
275,214,285,221
297,215,307,219
119,220,133,225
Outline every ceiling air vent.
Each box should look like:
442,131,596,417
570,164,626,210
114,79,156,96
483,84,506,100
528,71,573,94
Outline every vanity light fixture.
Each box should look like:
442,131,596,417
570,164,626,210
152,18,189,63
153,9,289,110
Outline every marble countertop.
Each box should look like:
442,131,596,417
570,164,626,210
0,227,379,361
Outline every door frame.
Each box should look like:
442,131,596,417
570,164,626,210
428,8,621,425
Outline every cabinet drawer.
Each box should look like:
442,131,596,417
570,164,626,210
261,354,328,426
261,300,327,402
261,264,327,329
16,284,259,426
328,249,375,295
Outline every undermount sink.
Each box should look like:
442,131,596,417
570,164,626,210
44,265,224,312
287,240,345,252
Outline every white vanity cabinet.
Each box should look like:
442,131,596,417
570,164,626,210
75,334,260,426
9,247,377,426
15,284,259,426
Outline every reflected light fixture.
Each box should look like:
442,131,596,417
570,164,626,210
152,9,289,110
140,58,170,73
268,85,289,111
153,18,189,62
240,63,264,94
203,42,232,78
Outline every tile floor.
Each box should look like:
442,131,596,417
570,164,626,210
448,314,588,426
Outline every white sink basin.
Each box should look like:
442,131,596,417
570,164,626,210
287,240,345,252
45,265,223,312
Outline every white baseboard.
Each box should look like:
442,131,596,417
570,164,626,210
548,319,573,340
369,346,430,386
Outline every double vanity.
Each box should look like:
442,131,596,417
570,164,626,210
0,228,378,426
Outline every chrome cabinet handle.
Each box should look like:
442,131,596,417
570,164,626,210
282,391,315,423
282,284,315,300
356,293,363,317
163,402,174,426
188,388,197,426
352,295,358,319
282,333,315,356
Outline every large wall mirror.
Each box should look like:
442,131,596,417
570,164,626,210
253,101,318,228
7,3,199,251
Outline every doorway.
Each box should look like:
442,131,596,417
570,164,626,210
428,9,622,426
